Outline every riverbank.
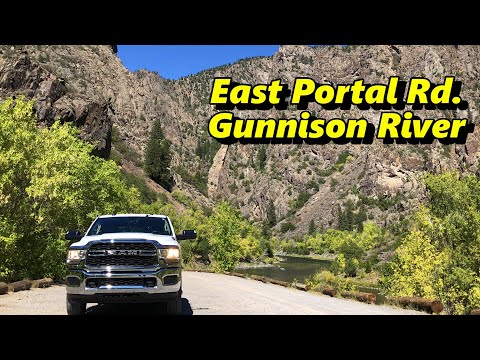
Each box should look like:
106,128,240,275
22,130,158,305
275,253,336,261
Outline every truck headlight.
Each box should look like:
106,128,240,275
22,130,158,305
159,247,180,262
67,250,86,265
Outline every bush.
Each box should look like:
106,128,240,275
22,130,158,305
344,258,359,277
382,172,480,314
280,222,296,233
307,270,356,292
293,192,311,210
208,202,263,271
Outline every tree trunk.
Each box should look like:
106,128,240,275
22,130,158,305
315,285,337,297
295,283,311,291
470,309,480,315
8,280,32,292
0,282,8,295
32,278,53,288
386,296,444,314
265,278,289,287
341,290,376,304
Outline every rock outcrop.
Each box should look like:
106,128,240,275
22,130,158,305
0,48,112,158
1,45,479,237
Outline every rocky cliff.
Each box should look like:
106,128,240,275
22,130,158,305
1,45,479,237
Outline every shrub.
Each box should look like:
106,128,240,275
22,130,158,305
382,172,480,314
280,222,296,233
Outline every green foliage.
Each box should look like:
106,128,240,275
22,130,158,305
195,137,221,164
382,229,447,299
356,222,382,250
358,193,403,211
302,222,386,277
175,165,208,196
335,152,351,170
280,222,296,233
338,200,368,231
306,180,319,192
256,145,267,170
144,119,173,191
266,199,277,227
281,239,309,255
208,202,263,271
330,179,338,189
120,170,158,204
296,192,311,209
339,238,365,260
383,172,480,314
344,258,360,277
307,270,356,292
0,98,273,282
0,98,140,282
308,219,316,236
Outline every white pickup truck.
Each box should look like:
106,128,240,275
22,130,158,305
64,214,196,315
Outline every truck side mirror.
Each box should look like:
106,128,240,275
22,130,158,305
65,230,83,241
176,230,197,241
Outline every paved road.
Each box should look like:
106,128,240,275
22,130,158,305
0,271,421,315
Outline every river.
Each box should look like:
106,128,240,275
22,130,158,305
237,256,331,283
236,255,385,304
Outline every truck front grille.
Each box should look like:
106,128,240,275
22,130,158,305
86,242,158,268
87,278,157,288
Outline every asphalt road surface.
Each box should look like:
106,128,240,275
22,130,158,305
0,271,421,315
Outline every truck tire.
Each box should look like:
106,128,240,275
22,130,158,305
66,295,86,315
165,292,181,315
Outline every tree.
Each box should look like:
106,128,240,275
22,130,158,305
383,172,480,314
144,119,173,191
338,200,355,231
308,219,316,235
257,145,267,170
208,202,243,271
266,199,277,227
0,97,139,282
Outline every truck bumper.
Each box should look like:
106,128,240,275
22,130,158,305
65,267,181,304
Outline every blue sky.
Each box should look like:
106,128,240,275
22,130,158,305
117,45,279,80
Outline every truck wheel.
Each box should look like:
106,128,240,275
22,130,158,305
66,295,86,315
165,292,181,315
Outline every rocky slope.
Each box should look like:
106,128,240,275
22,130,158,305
1,45,479,237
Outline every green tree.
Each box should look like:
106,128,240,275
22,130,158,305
280,222,296,233
144,119,173,191
308,219,316,236
383,172,480,314
338,200,355,231
257,145,267,170
208,202,243,271
266,199,277,227
0,97,139,282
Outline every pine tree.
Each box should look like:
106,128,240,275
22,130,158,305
308,219,316,235
257,145,267,170
144,119,173,191
266,199,277,227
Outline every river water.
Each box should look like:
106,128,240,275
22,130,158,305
237,256,331,283
236,255,385,304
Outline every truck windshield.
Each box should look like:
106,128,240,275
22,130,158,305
87,217,172,236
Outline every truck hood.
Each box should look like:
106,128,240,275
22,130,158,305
70,233,179,247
